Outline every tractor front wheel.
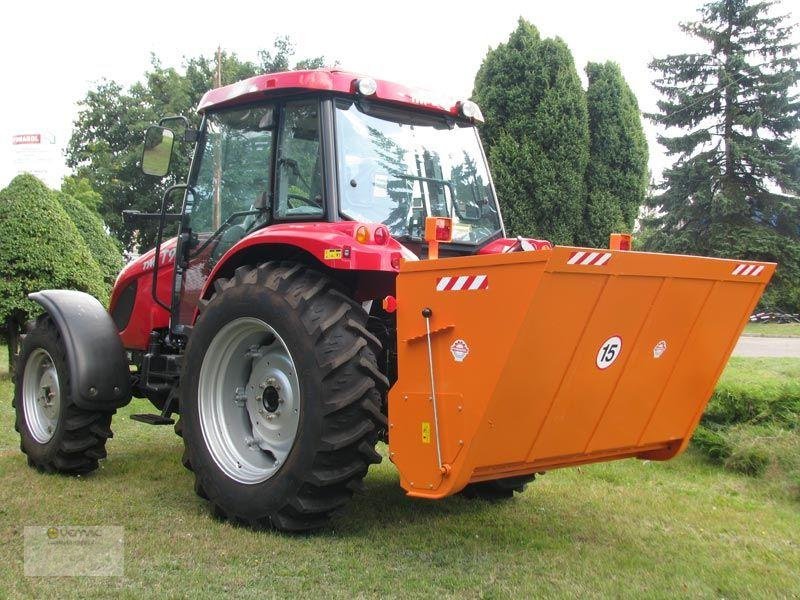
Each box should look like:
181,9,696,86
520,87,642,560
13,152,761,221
13,317,114,475
178,262,387,531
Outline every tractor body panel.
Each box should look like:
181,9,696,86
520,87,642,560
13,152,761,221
388,246,774,498
110,238,177,349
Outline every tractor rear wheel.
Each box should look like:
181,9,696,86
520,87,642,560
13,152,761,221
178,262,387,531
13,316,113,475
461,474,536,500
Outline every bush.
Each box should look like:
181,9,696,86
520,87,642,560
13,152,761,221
693,358,800,499
0,174,107,331
56,191,124,287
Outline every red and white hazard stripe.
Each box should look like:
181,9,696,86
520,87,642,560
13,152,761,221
567,251,612,266
731,263,765,277
436,274,489,291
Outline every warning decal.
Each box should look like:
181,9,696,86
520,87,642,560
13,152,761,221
421,422,431,444
568,251,612,266
436,275,488,291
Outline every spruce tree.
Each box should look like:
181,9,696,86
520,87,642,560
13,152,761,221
646,0,800,309
473,19,589,244
584,62,649,248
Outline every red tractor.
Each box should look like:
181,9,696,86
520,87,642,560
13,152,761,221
13,70,773,531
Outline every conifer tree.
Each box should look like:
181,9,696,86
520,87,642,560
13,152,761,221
646,0,800,309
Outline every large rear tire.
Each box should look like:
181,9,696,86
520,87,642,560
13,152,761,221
178,262,387,531
13,317,114,475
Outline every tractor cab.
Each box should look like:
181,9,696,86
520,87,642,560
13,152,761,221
133,70,517,340
170,73,503,261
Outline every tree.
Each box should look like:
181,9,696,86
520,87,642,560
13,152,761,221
646,0,800,309
584,61,649,247
0,175,107,373
473,19,589,244
56,191,124,287
66,38,328,252
61,175,103,211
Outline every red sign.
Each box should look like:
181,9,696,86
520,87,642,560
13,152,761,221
12,134,41,145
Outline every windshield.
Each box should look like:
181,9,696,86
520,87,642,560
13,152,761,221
335,100,501,244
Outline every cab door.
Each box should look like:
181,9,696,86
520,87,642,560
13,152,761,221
174,104,276,329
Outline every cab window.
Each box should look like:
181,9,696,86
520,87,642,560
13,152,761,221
190,106,274,236
275,101,324,218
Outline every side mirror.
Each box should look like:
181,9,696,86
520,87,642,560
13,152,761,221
142,125,175,177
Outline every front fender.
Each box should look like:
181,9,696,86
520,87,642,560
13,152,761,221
28,290,132,411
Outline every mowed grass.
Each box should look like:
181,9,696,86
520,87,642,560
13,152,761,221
1,346,799,598
744,322,800,337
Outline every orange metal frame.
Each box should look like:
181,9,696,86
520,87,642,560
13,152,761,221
388,246,774,498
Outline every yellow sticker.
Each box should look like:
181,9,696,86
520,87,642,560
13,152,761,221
421,422,431,444
323,248,342,260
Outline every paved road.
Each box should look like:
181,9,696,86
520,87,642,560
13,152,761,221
733,336,800,357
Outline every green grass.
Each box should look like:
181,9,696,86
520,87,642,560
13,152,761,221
743,322,800,337
694,357,800,498
1,350,799,598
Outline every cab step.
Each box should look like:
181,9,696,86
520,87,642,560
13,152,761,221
130,414,175,425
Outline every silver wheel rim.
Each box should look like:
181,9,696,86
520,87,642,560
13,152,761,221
22,348,61,444
198,317,301,485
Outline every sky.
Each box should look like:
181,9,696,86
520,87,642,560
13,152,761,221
0,0,795,189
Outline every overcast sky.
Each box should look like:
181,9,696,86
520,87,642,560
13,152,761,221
0,0,796,189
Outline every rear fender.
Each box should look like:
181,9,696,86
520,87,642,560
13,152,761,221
28,290,132,411
199,222,405,309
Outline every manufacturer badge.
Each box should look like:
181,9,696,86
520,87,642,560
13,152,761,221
450,339,469,362
653,340,667,359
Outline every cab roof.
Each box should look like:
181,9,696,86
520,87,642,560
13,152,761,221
197,69,463,118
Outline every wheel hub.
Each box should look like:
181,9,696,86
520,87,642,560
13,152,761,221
198,318,301,485
22,348,61,443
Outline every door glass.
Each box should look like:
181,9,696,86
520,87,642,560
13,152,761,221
177,105,274,327
275,101,324,218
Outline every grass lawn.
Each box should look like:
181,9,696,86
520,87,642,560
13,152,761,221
1,346,799,598
743,322,800,337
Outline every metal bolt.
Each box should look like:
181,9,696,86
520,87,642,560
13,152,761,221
234,387,247,407
457,405,463,412
88,386,97,397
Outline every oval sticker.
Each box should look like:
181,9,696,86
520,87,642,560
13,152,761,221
596,336,622,369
